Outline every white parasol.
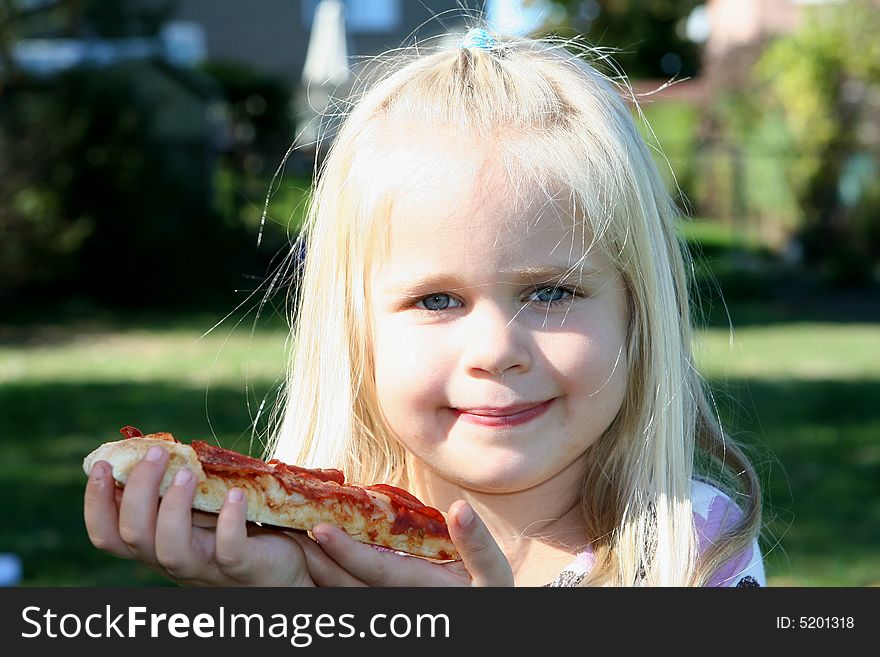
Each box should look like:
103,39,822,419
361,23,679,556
297,0,351,154
302,0,350,87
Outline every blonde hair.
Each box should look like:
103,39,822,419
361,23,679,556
267,28,762,587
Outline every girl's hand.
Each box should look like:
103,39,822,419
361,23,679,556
297,501,515,586
84,446,319,587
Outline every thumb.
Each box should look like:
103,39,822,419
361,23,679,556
448,500,514,587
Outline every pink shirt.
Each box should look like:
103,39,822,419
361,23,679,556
545,480,766,587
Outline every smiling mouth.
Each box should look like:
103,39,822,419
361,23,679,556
451,399,554,427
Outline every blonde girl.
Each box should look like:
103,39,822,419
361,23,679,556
85,26,765,587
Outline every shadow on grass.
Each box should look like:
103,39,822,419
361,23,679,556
694,278,880,329
0,381,278,586
1,376,878,586
0,300,290,349
679,225,880,329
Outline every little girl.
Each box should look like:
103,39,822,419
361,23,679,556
85,27,766,587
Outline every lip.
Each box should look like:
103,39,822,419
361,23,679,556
452,399,554,427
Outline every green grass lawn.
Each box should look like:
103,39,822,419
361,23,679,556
695,321,880,586
1,288,878,586
0,309,290,586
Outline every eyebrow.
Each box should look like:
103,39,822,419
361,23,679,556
383,265,596,296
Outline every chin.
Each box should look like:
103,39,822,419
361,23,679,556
452,465,547,494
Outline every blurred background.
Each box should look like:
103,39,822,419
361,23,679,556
0,0,878,586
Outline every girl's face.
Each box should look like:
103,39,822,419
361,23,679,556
368,147,629,496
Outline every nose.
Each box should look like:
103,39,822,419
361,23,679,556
460,302,532,377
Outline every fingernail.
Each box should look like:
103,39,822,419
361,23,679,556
91,463,105,482
227,488,243,503
456,503,474,529
173,468,192,486
146,446,165,462
312,528,329,545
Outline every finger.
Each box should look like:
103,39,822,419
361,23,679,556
288,532,367,587
312,524,443,587
448,501,514,586
154,467,201,580
213,488,250,580
192,510,219,529
117,445,168,563
84,461,134,558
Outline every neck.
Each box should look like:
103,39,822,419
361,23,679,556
406,458,590,585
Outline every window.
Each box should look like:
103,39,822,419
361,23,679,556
302,0,401,34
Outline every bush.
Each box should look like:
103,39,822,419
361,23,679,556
0,62,272,308
754,0,880,284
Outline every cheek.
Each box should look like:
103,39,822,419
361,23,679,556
372,334,456,458
543,319,628,402
372,321,451,418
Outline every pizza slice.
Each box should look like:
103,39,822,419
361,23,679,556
83,426,458,561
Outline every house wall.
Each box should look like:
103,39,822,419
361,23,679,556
172,0,466,86
705,0,815,58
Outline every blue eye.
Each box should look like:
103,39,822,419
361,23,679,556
412,286,578,313
417,293,461,311
529,286,574,304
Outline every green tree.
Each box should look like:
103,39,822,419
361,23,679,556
543,0,703,78
756,0,880,283
0,0,269,307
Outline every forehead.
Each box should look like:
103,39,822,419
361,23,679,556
389,174,581,255
363,124,594,273
362,122,493,210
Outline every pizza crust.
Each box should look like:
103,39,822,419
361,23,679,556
83,435,458,561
